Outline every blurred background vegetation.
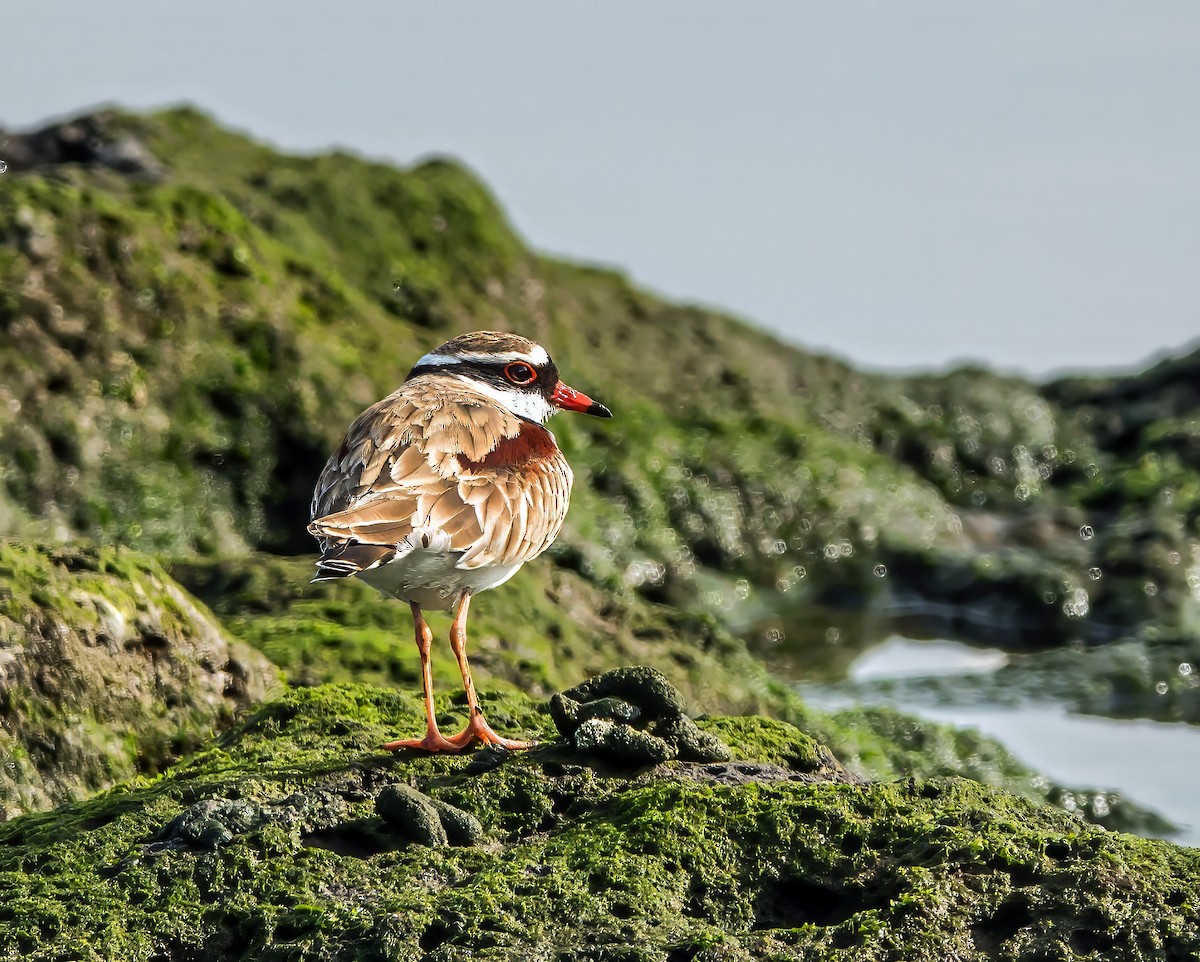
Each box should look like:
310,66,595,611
1,107,1198,841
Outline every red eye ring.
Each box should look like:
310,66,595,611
504,361,538,385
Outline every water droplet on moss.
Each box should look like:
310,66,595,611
1155,681,1168,695
873,564,887,578
1088,567,1102,580
1079,525,1095,540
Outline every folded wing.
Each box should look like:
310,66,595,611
308,380,572,579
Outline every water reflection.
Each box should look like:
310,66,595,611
745,602,1000,683
849,637,1008,681
909,705,1200,847
798,634,1200,846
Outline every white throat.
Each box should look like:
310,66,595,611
459,377,555,424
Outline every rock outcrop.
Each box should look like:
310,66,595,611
0,541,279,818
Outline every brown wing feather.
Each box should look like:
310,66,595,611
454,463,571,569
309,376,572,578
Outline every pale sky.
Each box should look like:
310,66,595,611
3,1,1198,375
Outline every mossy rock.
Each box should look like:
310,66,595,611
0,540,280,818
4,106,1197,661
0,681,1197,961
166,552,796,721
166,553,1181,835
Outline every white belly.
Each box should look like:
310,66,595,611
357,545,523,610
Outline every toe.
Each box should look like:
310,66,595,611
381,733,465,753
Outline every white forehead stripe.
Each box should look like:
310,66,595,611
416,346,549,368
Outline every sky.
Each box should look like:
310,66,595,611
2,1,1198,376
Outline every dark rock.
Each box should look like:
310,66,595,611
154,798,263,851
650,714,733,763
572,718,675,765
554,667,733,768
576,696,642,727
426,798,486,847
0,112,163,178
375,785,448,846
463,745,513,775
548,693,582,737
562,667,687,717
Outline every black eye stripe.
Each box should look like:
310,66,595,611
406,357,560,393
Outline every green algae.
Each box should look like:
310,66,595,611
0,682,1197,961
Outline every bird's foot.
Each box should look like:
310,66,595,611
445,712,535,751
381,729,467,753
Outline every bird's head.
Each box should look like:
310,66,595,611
406,331,613,424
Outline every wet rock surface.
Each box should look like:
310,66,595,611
374,784,484,847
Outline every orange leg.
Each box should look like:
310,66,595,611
381,603,463,752
444,593,534,751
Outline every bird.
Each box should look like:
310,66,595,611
308,331,612,752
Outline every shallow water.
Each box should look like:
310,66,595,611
849,637,1009,681
807,635,1200,847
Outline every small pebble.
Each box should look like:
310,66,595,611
376,785,448,847
427,797,485,847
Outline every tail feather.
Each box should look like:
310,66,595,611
313,542,397,582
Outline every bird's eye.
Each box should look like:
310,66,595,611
504,361,538,385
